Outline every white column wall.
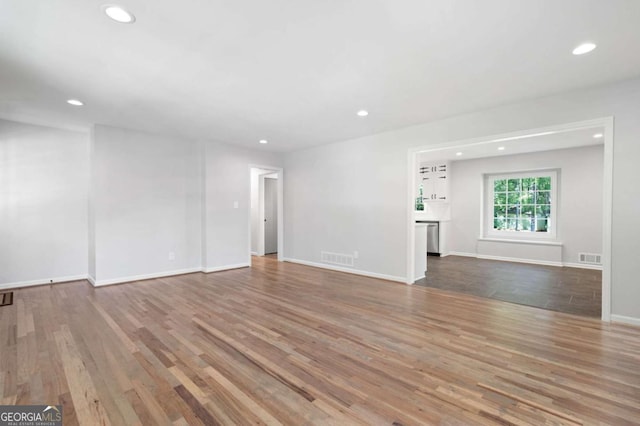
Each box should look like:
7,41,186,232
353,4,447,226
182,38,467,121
91,125,202,284
0,119,89,287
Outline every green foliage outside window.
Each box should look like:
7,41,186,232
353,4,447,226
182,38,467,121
493,176,551,232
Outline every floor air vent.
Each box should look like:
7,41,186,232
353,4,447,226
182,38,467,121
321,251,354,267
1,292,13,307
579,253,602,265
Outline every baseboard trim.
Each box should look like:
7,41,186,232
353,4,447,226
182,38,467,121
92,267,203,287
251,251,258,256
611,314,640,327
283,258,406,283
3,263,254,290
203,263,250,273
413,274,426,282
563,262,603,271
447,251,477,258
0,274,88,291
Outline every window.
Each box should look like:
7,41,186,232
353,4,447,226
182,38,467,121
485,170,557,239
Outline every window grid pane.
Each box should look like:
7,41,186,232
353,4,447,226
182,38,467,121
492,176,552,233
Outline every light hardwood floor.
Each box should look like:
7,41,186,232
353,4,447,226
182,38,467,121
1,256,640,425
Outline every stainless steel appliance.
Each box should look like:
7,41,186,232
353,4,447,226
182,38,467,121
417,221,440,256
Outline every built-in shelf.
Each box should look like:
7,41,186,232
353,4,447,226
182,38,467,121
418,161,450,203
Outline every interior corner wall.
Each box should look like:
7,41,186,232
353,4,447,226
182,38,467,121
88,126,96,281
283,77,640,320
204,142,281,270
200,140,208,270
448,145,604,264
250,169,261,254
91,125,202,283
0,118,89,287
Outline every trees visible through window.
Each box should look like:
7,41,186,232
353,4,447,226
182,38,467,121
487,171,557,238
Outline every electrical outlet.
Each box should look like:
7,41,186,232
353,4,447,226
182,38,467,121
169,252,175,261
233,201,239,209
354,251,359,259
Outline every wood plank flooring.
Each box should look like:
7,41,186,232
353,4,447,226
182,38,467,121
1,256,639,425
415,256,601,317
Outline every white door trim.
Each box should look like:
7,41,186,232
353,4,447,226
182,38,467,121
406,117,614,322
248,164,284,263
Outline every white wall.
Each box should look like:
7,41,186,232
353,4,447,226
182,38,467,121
0,119,89,287
250,168,261,254
284,143,407,281
448,145,603,264
88,127,96,281
91,125,202,283
204,142,281,270
0,120,283,287
284,77,640,320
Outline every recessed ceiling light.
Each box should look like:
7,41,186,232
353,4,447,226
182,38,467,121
259,139,268,144
572,42,596,55
103,5,136,23
455,152,462,156
357,110,369,117
498,146,505,151
593,133,604,139
67,99,84,106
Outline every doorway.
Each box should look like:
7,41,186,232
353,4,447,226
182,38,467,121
249,165,284,264
264,174,278,255
406,117,614,321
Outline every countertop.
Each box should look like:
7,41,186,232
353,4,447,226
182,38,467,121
414,212,450,222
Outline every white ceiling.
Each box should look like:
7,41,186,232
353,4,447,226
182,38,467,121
418,126,604,162
1,1,639,152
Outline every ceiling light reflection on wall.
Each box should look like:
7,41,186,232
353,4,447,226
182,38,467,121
259,140,268,144
103,5,136,23
498,146,505,151
593,133,604,139
67,99,84,106
491,131,556,143
357,110,368,117
455,152,462,156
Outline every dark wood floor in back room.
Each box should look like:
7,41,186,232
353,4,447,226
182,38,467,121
415,255,602,317
2,256,638,425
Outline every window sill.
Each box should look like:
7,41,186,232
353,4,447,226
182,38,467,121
478,237,563,247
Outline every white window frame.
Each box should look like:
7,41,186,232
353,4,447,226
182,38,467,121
484,169,558,240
